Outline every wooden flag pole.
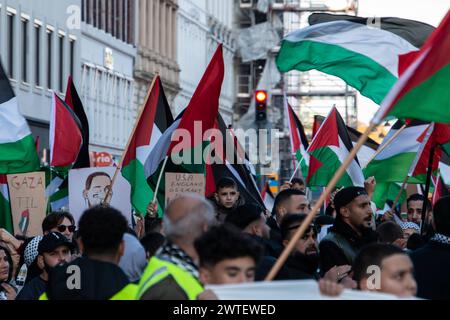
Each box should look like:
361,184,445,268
152,155,169,203
265,121,377,281
102,74,159,207
390,174,410,213
363,124,407,169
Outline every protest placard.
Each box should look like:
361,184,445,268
7,172,46,237
165,173,205,206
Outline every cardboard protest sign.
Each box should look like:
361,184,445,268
165,173,205,206
69,167,132,226
7,172,46,237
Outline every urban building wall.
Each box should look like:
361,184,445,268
174,0,236,125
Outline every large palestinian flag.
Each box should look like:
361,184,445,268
307,107,364,187
121,76,174,215
143,45,225,211
277,13,434,104
374,10,450,124
0,60,40,174
285,98,309,179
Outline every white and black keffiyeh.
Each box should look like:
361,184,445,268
156,242,199,279
430,233,450,245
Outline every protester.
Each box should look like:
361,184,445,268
40,206,136,300
118,232,147,283
319,187,377,274
353,243,417,298
42,212,77,242
16,232,73,300
410,195,450,300
225,203,287,279
406,194,431,225
268,189,311,243
210,177,243,223
399,221,420,242
291,178,306,192
0,245,17,300
138,194,216,300
376,221,406,248
140,232,165,260
195,224,263,285
279,214,319,279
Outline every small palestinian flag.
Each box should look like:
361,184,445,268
19,209,30,235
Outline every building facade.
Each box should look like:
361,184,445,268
80,0,137,157
0,0,82,162
174,0,236,125
135,0,180,108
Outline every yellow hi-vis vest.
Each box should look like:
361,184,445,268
137,257,203,300
38,284,138,300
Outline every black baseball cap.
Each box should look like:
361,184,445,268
333,186,368,214
38,232,75,254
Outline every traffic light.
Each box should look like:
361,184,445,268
255,90,267,122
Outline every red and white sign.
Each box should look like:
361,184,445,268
91,152,114,167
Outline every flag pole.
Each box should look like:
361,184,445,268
265,121,376,281
102,74,159,207
289,157,305,182
153,155,169,203
363,124,407,169
390,174,410,215
420,145,435,235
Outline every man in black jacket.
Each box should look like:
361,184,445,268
319,187,377,274
267,189,310,244
41,206,136,300
410,195,450,300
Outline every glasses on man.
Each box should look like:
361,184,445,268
57,225,76,233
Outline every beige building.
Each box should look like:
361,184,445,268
135,0,180,107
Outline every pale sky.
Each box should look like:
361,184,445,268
355,0,449,124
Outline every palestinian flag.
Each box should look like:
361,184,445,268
374,11,450,124
261,181,275,212
65,76,90,169
313,115,379,168
143,45,225,211
364,120,430,183
46,78,91,211
372,182,406,210
0,174,13,232
0,60,40,174
285,98,309,179
205,114,266,210
277,13,434,104
121,76,174,215
432,171,450,206
307,107,365,187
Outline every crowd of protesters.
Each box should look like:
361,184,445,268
1,175,450,300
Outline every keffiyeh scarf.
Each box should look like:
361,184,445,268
156,242,199,279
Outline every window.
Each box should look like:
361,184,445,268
22,19,28,83
7,14,14,78
69,38,75,77
35,24,41,86
58,34,64,92
47,29,53,89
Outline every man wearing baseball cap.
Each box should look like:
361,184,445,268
319,187,378,275
16,232,73,300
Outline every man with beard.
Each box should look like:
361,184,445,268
279,214,320,279
319,187,377,274
16,232,73,300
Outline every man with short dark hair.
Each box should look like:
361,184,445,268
268,189,310,243
195,224,263,285
17,232,73,300
40,206,135,300
410,195,450,299
406,193,431,225
211,177,243,223
319,187,377,274
376,221,406,248
291,178,306,192
353,243,417,298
